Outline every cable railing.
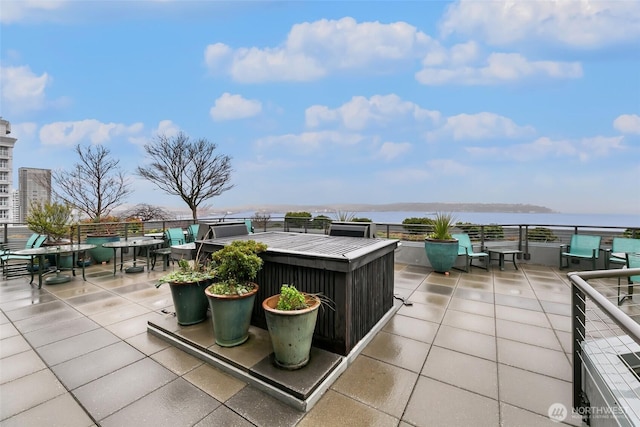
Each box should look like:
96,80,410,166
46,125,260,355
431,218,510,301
569,268,640,425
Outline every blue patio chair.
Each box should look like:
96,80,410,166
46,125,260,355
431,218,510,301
1,233,47,277
618,253,640,305
605,237,640,270
186,224,199,243
165,228,186,246
559,234,602,270
451,233,488,272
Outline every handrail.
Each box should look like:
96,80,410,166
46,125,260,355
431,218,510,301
568,267,640,420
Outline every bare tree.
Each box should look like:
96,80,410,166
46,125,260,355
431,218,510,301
136,132,234,220
121,203,174,221
51,144,131,220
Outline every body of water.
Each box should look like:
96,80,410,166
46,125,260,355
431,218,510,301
219,211,640,228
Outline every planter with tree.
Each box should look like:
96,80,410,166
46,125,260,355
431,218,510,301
424,212,459,274
204,240,267,347
25,201,73,269
49,144,132,264
156,258,215,326
262,284,321,370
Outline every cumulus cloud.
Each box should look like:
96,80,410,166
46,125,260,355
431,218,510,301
613,114,640,135
416,51,582,85
0,1,68,24
204,17,432,83
210,93,262,121
39,119,144,146
306,94,440,130
467,135,625,162
440,0,640,48
377,142,412,161
256,131,364,153
426,112,535,142
0,65,51,113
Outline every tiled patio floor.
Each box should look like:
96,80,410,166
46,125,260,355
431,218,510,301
0,258,597,426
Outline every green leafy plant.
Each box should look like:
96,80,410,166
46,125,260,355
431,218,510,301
427,212,456,240
156,258,215,287
26,201,72,242
208,240,267,295
276,284,308,310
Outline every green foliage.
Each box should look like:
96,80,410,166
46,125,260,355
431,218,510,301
333,210,356,222
209,240,267,295
528,227,558,242
275,284,308,311
624,228,640,238
402,217,434,234
285,212,312,228
26,201,72,242
456,223,505,241
312,214,331,229
157,258,215,286
427,212,455,240
351,217,372,223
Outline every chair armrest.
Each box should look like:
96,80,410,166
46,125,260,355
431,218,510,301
560,244,569,252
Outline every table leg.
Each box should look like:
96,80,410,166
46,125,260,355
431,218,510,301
37,254,44,289
511,253,519,270
499,253,505,271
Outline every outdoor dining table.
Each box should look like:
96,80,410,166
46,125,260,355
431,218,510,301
196,231,399,355
14,243,97,288
102,239,163,275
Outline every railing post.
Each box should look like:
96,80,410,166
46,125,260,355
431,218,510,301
572,283,587,415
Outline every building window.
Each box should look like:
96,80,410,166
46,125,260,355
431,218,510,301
0,185,8,194
0,147,8,156
0,160,7,168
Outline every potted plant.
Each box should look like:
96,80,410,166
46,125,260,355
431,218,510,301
25,201,73,269
424,212,459,274
204,240,267,347
84,216,121,263
156,258,215,326
262,284,321,370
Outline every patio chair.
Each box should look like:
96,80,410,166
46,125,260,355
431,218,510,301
186,224,200,243
1,233,47,277
559,234,602,270
451,233,489,272
618,253,640,305
165,228,186,246
605,237,640,270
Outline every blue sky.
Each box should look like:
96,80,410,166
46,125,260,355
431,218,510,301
1,0,639,215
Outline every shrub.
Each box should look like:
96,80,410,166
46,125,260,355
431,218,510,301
528,227,557,242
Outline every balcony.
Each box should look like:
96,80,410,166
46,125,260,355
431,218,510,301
0,220,638,425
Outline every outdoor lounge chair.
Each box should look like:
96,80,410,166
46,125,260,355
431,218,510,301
1,233,47,277
617,253,640,305
559,234,602,270
605,237,640,270
186,224,200,243
165,228,186,246
451,233,489,272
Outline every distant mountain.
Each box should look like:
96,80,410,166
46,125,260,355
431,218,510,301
222,202,555,214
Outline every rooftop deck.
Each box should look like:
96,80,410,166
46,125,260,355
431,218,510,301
1,251,614,426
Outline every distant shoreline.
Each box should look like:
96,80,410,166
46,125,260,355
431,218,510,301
217,202,555,215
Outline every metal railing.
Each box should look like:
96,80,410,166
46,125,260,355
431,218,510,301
569,268,640,425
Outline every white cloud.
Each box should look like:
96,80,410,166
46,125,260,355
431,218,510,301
377,142,412,161
416,52,582,85
425,159,471,175
306,94,440,130
426,112,535,142
467,135,625,162
39,119,144,146
440,0,640,48
204,17,432,83
210,93,262,121
256,131,364,154
9,122,38,140
0,1,68,24
0,65,51,113
613,114,640,135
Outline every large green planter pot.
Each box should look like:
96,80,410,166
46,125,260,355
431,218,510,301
169,280,211,326
424,238,459,273
205,284,258,347
86,235,120,263
262,294,320,370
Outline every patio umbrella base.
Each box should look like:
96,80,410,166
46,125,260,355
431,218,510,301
45,274,71,285
125,266,144,274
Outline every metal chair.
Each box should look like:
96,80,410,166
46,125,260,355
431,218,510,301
451,233,488,272
618,253,640,305
559,234,602,270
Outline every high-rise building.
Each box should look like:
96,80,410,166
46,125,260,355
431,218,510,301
0,118,17,223
11,190,19,223
18,167,51,223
